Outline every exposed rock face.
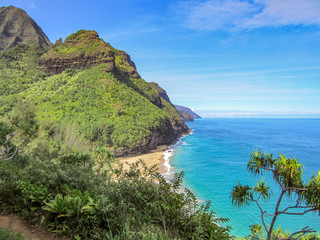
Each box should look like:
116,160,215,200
175,105,201,121
116,50,141,79
176,110,194,122
38,30,142,79
0,5,190,156
149,82,174,106
118,118,179,156
38,30,116,75
0,6,51,52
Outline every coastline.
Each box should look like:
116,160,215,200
118,145,169,174
118,131,192,176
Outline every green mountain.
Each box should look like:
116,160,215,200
0,6,189,156
175,105,201,122
0,6,51,51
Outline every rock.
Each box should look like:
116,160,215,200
38,30,116,75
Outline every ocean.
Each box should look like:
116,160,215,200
162,118,320,237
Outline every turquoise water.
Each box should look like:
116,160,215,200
168,118,320,237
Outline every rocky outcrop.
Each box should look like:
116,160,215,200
38,30,143,79
0,6,51,52
149,82,174,106
38,30,116,75
115,50,141,79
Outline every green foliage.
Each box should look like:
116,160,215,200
0,109,230,239
0,28,196,239
0,29,188,156
231,183,253,207
237,224,320,240
0,228,29,240
9,100,39,138
231,151,320,240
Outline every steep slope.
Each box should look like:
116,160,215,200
149,82,174,106
0,6,51,51
175,105,201,120
0,28,189,156
176,109,194,122
149,82,196,122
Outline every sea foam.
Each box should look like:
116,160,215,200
161,132,191,179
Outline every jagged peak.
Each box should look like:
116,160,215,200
0,5,52,51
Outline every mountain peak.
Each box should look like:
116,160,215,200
0,5,52,51
64,30,100,45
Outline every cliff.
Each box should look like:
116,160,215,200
0,6,51,52
0,8,189,156
175,105,201,122
176,109,194,122
149,82,174,106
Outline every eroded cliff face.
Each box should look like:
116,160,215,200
38,30,143,79
38,31,115,75
36,30,189,156
149,82,174,107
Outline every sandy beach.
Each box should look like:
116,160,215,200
118,145,168,174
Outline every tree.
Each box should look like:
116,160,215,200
0,100,38,161
0,121,17,161
231,151,320,240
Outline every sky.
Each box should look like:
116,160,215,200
2,0,320,117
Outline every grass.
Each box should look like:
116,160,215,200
0,228,29,240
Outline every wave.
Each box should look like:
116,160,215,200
161,131,192,179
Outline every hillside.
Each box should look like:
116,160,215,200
0,6,235,240
175,105,201,122
175,105,201,119
0,6,51,51
0,7,189,156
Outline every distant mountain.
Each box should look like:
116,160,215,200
0,6,52,51
149,82,174,106
147,84,201,122
175,105,201,122
0,6,189,156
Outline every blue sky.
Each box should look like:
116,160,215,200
3,0,320,117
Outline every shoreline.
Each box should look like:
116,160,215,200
118,145,169,174
118,131,192,175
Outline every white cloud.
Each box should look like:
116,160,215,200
174,0,320,31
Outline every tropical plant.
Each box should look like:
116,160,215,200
231,151,320,240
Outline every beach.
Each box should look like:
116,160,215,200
118,145,169,174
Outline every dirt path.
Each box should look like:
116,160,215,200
0,214,68,240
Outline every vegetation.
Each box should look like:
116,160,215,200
0,228,29,240
0,6,51,52
1,10,317,238
0,36,187,156
0,102,231,239
231,151,320,240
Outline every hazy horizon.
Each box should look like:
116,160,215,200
196,109,320,118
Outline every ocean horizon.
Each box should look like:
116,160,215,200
162,118,320,237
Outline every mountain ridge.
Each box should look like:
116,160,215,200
175,105,201,122
0,5,51,51
0,6,189,156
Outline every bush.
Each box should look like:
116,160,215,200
0,152,232,239
0,228,29,240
